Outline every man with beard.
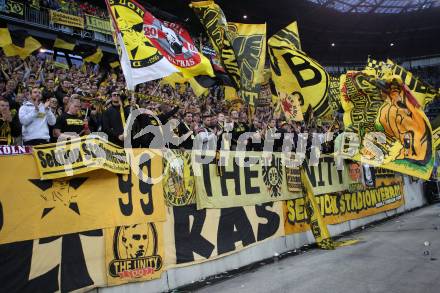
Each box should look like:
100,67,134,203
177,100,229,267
19,87,56,145
42,78,56,100
177,112,195,150
102,92,130,147
195,112,217,151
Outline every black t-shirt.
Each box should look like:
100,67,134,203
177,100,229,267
55,112,85,135
231,122,249,146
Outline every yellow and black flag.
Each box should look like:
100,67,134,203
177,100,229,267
268,22,331,117
365,56,383,75
107,0,213,90
110,61,120,68
228,22,266,106
0,22,12,48
340,71,434,180
77,44,103,64
384,59,439,108
190,0,241,89
431,114,440,150
2,30,41,59
53,35,76,51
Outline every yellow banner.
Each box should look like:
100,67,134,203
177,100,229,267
193,152,302,209
32,135,129,180
0,229,106,292
190,0,241,89
105,222,164,285
0,149,166,244
303,156,350,195
301,169,335,249
85,14,112,34
228,23,266,105
49,10,85,29
164,202,284,267
268,21,331,117
341,71,434,180
284,176,405,234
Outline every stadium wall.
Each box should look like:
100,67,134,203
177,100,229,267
95,176,426,293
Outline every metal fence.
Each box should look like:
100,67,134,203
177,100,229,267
0,4,114,45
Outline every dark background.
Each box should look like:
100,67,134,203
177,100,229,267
118,0,440,65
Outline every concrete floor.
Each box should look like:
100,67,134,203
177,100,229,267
196,204,440,293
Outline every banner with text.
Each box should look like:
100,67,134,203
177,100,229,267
284,176,405,234
49,10,85,29
0,149,165,244
4,0,23,16
85,14,112,34
193,152,302,209
0,229,106,293
32,135,129,179
105,222,164,286
303,156,350,195
164,202,284,267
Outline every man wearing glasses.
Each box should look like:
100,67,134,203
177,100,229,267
102,92,130,147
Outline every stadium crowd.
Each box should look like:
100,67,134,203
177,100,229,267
1,47,439,153
0,49,344,153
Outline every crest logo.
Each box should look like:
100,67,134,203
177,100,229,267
262,155,283,197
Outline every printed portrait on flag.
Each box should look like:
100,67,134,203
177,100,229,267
107,0,212,89
340,71,434,180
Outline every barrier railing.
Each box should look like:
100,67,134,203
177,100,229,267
0,4,114,46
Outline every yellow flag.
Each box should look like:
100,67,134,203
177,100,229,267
268,22,331,117
190,0,241,89
0,27,12,47
160,72,190,88
54,36,76,51
301,169,335,250
224,85,238,101
110,60,120,68
228,22,267,105
384,59,439,108
3,36,41,59
84,47,103,64
188,78,209,97
341,71,434,180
